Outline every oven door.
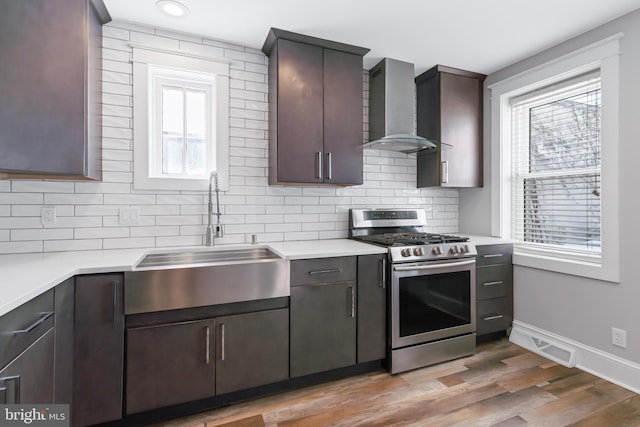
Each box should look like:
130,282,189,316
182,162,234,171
390,258,476,349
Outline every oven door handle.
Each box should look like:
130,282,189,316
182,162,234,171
393,259,476,271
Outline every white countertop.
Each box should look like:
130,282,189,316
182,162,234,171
0,236,510,317
0,239,387,317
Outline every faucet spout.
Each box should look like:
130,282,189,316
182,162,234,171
205,171,223,246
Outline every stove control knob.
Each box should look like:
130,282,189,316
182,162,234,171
401,248,412,257
413,247,424,256
450,245,460,254
431,246,442,255
460,245,469,254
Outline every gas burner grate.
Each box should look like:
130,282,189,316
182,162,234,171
357,232,469,247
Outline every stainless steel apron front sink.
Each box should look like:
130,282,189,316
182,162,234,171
124,247,290,314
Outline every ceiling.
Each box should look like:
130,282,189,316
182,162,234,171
102,0,640,75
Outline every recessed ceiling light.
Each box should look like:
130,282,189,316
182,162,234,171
156,0,189,17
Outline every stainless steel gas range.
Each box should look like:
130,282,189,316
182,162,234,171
349,208,477,374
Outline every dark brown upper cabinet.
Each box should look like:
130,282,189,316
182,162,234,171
416,65,486,188
0,0,111,180
262,28,369,186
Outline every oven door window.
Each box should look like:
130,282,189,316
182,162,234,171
398,270,471,337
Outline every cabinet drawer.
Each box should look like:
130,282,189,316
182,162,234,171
476,297,513,335
291,256,357,286
476,244,513,266
476,264,513,300
0,289,54,369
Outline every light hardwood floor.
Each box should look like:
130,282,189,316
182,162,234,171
156,338,640,427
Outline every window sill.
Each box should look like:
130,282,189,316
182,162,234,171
513,248,619,283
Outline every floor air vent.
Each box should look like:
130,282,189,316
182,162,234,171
509,326,577,367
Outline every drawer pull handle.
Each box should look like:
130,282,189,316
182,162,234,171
205,326,211,365
483,281,504,287
309,269,343,275
348,286,355,318
13,312,53,334
380,258,386,288
484,314,504,321
220,323,225,361
482,254,503,258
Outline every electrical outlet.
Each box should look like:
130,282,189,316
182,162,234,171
41,207,56,226
612,327,627,348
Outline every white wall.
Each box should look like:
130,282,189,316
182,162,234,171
0,22,458,255
460,9,640,366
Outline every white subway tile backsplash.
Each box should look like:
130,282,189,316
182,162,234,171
0,193,43,205
155,215,202,226
11,228,73,241
102,93,131,107
44,193,104,205
0,241,43,253
0,21,458,255
103,237,155,250
156,235,203,247
44,239,103,252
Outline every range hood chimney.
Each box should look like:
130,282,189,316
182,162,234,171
364,58,437,154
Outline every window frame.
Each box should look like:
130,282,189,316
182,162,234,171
132,46,230,191
488,34,621,282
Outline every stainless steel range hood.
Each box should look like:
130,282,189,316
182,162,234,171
364,58,438,154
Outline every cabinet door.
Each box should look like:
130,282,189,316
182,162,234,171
290,282,356,377
0,0,103,179
126,319,216,414
0,328,54,404
275,39,324,184
216,309,289,395
357,255,387,363
54,278,74,405
439,72,483,187
323,48,363,185
73,274,124,426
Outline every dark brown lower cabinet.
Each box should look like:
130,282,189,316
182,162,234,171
126,308,289,414
476,244,514,336
216,309,289,395
357,254,387,363
290,282,356,377
126,319,216,414
54,278,74,405
73,274,124,427
0,328,54,404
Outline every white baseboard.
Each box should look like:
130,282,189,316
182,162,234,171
509,320,640,394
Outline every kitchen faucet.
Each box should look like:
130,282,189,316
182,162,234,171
205,171,223,246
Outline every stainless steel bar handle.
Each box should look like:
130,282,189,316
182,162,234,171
483,254,503,258
484,315,504,321
393,259,476,271
349,286,355,318
317,152,322,180
112,281,117,323
483,281,504,287
13,312,53,334
0,375,20,404
327,152,332,180
379,258,386,288
441,160,449,184
220,323,225,361
0,386,6,404
309,269,343,275
205,326,210,365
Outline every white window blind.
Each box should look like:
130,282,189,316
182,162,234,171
511,71,601,256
